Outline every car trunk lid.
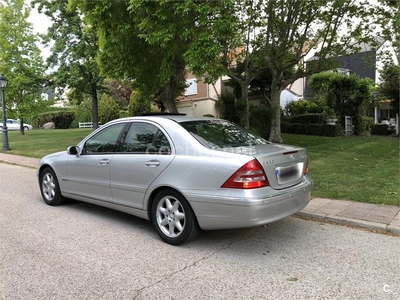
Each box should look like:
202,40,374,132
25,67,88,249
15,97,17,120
232,144,308,190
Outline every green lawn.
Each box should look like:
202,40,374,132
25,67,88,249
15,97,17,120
283,134,399,206
2,129,399,206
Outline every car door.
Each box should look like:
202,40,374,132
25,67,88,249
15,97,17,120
110,121,175,209
66,123,127,203
7,119,17,130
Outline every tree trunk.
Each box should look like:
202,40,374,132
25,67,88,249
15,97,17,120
160,80,179,113
91,84,99,130
241,82,250,129
158,56,185,114
19,117,25,136
269,76,283,143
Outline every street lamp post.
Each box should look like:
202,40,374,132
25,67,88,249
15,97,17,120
0,74,10,151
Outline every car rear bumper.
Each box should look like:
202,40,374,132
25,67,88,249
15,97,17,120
186,177,313,230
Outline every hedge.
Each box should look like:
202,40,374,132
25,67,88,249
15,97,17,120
33,110,75,129
281,122,340,137
371,124,392,135
289,113,326,124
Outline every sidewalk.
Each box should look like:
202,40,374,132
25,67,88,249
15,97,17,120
0,152,399,235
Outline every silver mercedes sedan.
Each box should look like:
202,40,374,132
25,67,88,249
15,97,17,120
38,115,313,245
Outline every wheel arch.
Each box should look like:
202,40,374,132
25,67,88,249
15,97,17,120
38,164,53,177
146,186,199,224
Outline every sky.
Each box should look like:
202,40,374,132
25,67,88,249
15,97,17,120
26,0,52,59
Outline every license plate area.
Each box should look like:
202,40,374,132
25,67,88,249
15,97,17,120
275,163,303,184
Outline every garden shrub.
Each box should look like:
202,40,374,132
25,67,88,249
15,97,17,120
354,116,374,135
371,124,391,135
128,91,151,116
249,105,271,139
98,94,120,124
289,113,325,124
33,110,75,129
215,90,240,124
69,100,92,128
281,122,340,137
283,100,319,116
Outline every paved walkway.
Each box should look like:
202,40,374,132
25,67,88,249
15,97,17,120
0,152,399,235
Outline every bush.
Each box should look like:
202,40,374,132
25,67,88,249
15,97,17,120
33,110,75,129
203,114,215,117
216,90,240,124
354,116,374,135
69,100,92,129
119,110,129,118
283,100,319,116
249,105,271,139
289,113,325,124
99,94,120,124
281,122,340,137
371,124,391,135
128,91,151,116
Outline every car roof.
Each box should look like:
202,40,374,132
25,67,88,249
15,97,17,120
117,115,218,123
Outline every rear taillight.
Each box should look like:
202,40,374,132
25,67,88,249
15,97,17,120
304,154,309,175
221,159,269,189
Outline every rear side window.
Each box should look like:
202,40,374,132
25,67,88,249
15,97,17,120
122,122,171,154
180,120,268,148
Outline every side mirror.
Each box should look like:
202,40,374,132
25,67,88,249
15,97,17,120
67,146,80,156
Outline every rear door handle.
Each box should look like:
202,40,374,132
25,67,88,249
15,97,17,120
145,160,160,167
99,159,110,165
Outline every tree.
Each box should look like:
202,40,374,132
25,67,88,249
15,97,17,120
0,0,47,135
188,0,381,142
73,0,232,113
74,0,382,142
33,0,104,129
309,72,375,134
104,79,132,110
375,0,399,64
379,62,400,113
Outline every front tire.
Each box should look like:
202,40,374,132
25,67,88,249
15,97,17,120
24,126,29,130
151,189,200,245
40,167,65,206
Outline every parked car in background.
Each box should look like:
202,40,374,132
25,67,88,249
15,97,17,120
38,114,313,245
0,119,33,131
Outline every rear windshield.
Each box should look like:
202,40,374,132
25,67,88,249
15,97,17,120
179,120,268,148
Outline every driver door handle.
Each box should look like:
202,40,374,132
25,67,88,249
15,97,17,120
98,159,110,165
145,160,160,167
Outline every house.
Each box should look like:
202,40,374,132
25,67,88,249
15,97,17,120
303,38,398,123
177,72,304,116
176,73,223,117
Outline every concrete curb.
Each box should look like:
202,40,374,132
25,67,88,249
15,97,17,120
387,225,400,234
0,159,38,169
295,211,397,234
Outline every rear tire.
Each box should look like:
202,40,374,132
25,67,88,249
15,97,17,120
24,126,29,130
151,189,200,245
39,167,65,206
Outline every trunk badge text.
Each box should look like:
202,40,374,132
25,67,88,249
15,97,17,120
261,160,274,166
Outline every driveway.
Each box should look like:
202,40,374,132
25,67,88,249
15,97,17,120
0,163,399,299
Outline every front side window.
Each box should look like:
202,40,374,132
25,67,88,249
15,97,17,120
180,120,268,149
82,123,126,154
122,122,171,154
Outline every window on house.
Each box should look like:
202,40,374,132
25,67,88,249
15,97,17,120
184,78,197,96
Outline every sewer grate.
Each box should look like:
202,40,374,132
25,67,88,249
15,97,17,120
336,202,400,224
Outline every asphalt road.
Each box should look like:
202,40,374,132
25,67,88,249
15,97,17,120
1,163,399,300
